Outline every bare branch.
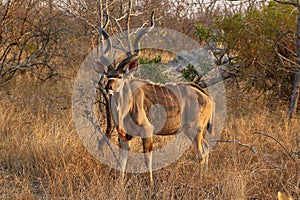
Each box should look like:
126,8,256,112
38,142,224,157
274,0,299,7
273,31,300,72
125,0,133,54
253,131,300,168
275,51,300,72
95,80,114,138
212,139,258,153
198,66,239,88
97,0,104,54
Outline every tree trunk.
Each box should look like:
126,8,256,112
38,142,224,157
288,13,300,118
289,72,300,118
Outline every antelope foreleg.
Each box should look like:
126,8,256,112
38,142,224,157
142,137,153,185
119,137,131,179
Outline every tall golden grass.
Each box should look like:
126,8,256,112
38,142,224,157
0,76,299,199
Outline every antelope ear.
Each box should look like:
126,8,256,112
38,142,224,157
127,59,138,73
94,59,107,74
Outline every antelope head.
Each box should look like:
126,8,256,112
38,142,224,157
103,55,138,95
95,12,154,95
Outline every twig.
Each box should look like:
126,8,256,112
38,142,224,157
211,139,258,153
253,131,300,169
274,0,299,7
125,0,133,54
95,79,114,138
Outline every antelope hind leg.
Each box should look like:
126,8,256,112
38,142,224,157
199,137,210,172
192,128,210,172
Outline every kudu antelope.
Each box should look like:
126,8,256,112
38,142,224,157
95,13,214,185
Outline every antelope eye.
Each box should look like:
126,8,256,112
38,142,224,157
118,74,123,79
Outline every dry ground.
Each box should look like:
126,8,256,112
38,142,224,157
0,76,299,200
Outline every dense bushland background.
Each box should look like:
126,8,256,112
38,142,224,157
0,0,299,199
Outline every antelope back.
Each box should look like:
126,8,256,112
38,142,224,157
129,80,182,135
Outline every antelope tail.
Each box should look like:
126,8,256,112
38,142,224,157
207,102,215,137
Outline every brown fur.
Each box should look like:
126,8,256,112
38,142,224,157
107,76,214,185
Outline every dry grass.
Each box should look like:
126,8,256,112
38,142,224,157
0,76,299,200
